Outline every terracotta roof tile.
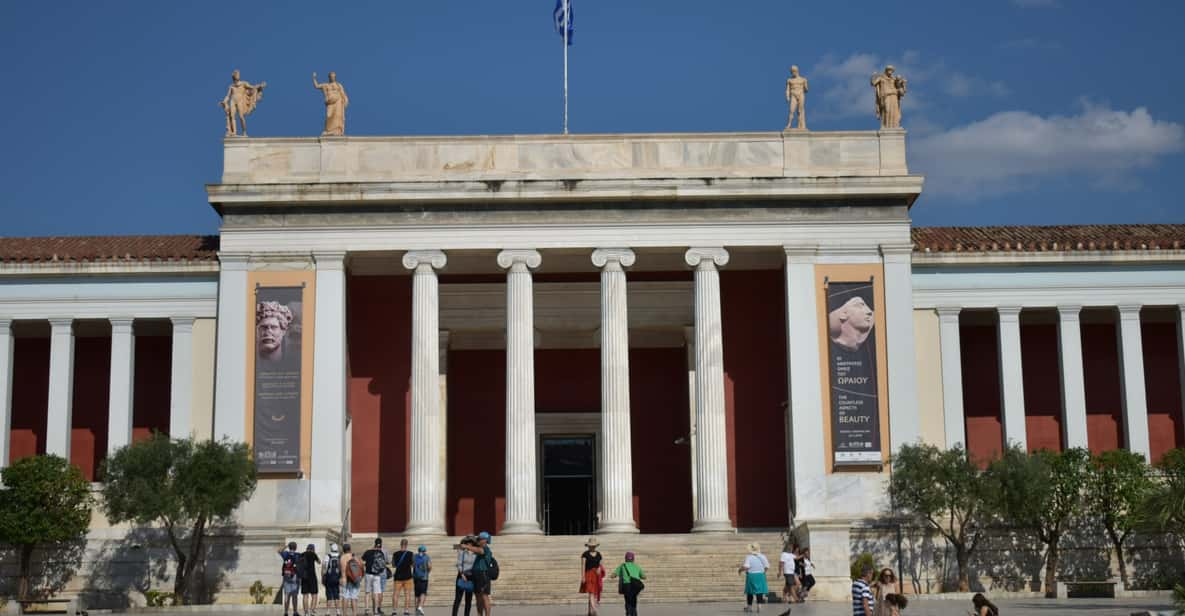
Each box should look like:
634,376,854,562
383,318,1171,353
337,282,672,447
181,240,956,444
0,235,219,264
911,224,1185,253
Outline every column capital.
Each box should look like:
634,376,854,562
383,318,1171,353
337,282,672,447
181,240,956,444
217,252,251,271
783,244,818,263
1117,304,1143,319
935,306,962,320
591,248,636,270
314,251,347,270
684,247,729,269
1057,305,1083,320
402,250,447,272
48,318,74,332
497,249,542,270
1177,303,1185,315
170,316,195,333
109,318,135,333
997,306,1023,321
0,318,12,331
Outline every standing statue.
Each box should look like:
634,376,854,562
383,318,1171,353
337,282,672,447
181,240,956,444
784,65,809,130
870,65,907,129
312,71,349,136
220,69,266,137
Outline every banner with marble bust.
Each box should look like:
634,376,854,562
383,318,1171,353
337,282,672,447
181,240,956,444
253,285,303,473
825,278,882,466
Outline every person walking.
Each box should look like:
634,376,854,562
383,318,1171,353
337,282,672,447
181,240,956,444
872,568,898,616
342,544,363,616
280,542,303,616
579,537,605,616
323,543,343,616
453,536,476,616
463,531,495,616
300,544,322,616
738,542,770,613
777,544,800,604
390,539,415,616
609,551,646,616
362,538,389,616
412,545,432,616
799,548,816,600
852,565,875,616
970,593,999,616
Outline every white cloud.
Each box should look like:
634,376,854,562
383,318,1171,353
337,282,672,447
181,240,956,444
912,102,1185,198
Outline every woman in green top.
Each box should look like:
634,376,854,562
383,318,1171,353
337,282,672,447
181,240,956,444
609,552,646,616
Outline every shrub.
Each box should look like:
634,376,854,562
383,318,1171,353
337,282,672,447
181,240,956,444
249,580,273,605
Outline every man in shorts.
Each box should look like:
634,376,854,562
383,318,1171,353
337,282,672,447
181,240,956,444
362,538,388,615
412,545,432,616
463,531,494,616
280,541,302,616
389,539,415,616
341,543,362,616
323,543,343,616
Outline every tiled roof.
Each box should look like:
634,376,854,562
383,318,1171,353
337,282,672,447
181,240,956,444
911,224,1185,253
0,235,219,263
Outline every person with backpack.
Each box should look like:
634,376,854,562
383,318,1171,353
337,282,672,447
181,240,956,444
412,545,432,616
452,536,476,616
323,543,343,616
608,551,646,616
280,542,303,616
462,531,496,616
341,544,363,616
362,538,389,616
301,544,322,616
390,539,416,616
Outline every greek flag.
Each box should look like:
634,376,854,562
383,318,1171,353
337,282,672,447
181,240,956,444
553,0,573,45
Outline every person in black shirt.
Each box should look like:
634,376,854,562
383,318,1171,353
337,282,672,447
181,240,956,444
300,544,322,616
362,538,388,615
390,539,415,616
579,537,605,616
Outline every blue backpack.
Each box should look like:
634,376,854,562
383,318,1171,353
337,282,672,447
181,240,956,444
413,554,430,580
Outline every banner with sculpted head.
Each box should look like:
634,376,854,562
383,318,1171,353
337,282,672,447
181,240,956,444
254,286,303,473
826,279,882,466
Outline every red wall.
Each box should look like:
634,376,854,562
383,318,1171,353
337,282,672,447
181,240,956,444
1142,321,1184,462
347,275,413,534
721,270,789,528
447,349,506,536
133,335,172,441
961,322,1003,465
1020,323,1063,452
9,338,49,462
1083,320,1124,453
628,347,692,533
70,337,110,480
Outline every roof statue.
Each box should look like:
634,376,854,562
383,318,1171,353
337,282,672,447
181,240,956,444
784,65,808,131
312,71,349,136
871,65,907,129
220,69,266,137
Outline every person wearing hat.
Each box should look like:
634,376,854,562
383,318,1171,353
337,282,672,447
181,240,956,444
462,531,495,616
301,543,323,616
279,541,303,616
362,538,389,615
322,543,343,616
579,537,605,616
609,551,646,616
412,545,432,616
738,542,770,613
341,543,362,616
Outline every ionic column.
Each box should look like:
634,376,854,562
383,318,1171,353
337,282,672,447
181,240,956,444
592,248,639,533
685,247,732,532
1057,306,1089,449
996,307,1027,450
311,252,348,527
498,249,544,535
46,318,75,459
0,320,13,469
107,318,136,454
784,246,825,522
1117,305,1151,459
936,307,966,449
169,317,195,438
213,253,250,442
403,250,448,535
882,243,921,450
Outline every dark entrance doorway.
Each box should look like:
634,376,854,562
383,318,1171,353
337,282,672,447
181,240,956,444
541,436,596,535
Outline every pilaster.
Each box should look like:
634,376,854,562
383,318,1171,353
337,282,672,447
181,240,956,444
169,317,195,438
997,307,1027,451
1056,305,1088,449
936,307,965,449
46,318,75,459
0,320,13,469
106,318,136,454
213,253,250,443
1117,304,1151,459
784,246,826,522
881,243,920,451
311,251,348,527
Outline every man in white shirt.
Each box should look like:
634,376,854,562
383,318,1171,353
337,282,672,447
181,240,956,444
777,545,801,604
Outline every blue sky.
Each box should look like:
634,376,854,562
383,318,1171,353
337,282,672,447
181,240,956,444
1,1,1183,236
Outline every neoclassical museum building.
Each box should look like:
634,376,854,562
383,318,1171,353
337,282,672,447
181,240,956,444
1,129,1183,601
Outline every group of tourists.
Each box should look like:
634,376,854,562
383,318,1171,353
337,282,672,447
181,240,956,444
576,537,647,616
725,542,815,614
278,532,496,616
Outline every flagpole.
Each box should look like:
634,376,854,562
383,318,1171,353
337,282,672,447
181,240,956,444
562,0,569,135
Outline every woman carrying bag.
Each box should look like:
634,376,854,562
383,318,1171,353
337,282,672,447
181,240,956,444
609,552,646,616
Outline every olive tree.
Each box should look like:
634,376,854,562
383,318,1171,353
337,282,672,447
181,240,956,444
1086,449,1153,585
986,445,1091,597
889,443,991,591
1141,447,1185,539
0,455,93,600
100,435,256,604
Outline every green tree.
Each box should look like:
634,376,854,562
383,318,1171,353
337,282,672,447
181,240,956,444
1140,448,1185,540
1085,449,1153,585
100,435,256,604
0,455,93,600
985,445,1091,597
889,443,990,591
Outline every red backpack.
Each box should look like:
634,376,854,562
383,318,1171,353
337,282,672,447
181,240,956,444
346,557,364,584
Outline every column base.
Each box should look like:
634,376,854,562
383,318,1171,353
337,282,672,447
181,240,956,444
691,518,735,533
597,520,640,534
402,523,448,537
499,520,544,535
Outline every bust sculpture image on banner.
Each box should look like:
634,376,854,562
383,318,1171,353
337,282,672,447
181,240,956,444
312,71,349,136
784,65,809,130
870,65,907,129
221,69,266,137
